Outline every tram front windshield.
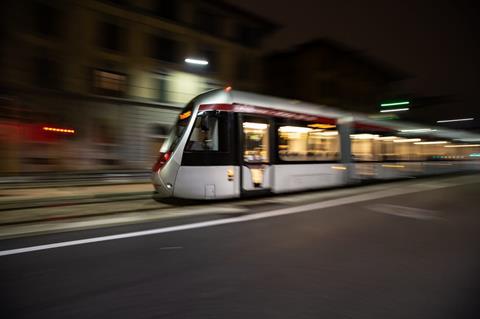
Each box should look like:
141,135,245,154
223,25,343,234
160,101,194,154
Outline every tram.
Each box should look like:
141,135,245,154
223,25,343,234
152,88,480,199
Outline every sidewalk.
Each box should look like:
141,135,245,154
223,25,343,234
0,182,154,211
0,181,160,235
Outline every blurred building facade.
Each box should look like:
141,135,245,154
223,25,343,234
264,38,405,113
0,0,276,173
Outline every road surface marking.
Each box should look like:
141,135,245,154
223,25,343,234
0,178,475,257
366,204,441,220
160,246,183,250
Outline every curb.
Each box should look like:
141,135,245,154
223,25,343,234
0,179,151,190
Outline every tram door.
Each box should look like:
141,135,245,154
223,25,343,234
240,115,272,194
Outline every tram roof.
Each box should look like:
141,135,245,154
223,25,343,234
197,89,480,143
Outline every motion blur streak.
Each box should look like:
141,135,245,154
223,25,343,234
0,177,475,257
382,164,405,168
393,138,421,143
414,141,448,145
444,144,480,148
380,108,409,113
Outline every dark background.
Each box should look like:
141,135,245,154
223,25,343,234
228,0,480,120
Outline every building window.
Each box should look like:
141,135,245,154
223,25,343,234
236,56,251,81
106,0,128,5
236,24,260,47
154,0,178,21
33,56,61,89
153,71,170,102
93,69,127,96
319,79,341,100
278,123,339,162
97,21,125,52
195,8,223,37
150,123,170,137
32,2,60,37
150,35,178,63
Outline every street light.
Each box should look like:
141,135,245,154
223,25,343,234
436,118,474,123
185,58,209,65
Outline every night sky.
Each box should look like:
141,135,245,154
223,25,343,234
227,0,480,122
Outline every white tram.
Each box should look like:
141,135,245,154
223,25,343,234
152,88,480,199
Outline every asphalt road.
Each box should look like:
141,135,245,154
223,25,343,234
1,176,480,318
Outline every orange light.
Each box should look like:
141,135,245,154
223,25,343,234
179,111,192,120
225,86,232,92
308,123,336,129
43,126,75,134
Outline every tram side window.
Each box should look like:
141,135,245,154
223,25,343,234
349,133,445,162
350,134,380,162
186,111,227,152
243,121,270,163
278,124,340,162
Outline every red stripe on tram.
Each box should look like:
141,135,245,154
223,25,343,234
199,103,336,124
